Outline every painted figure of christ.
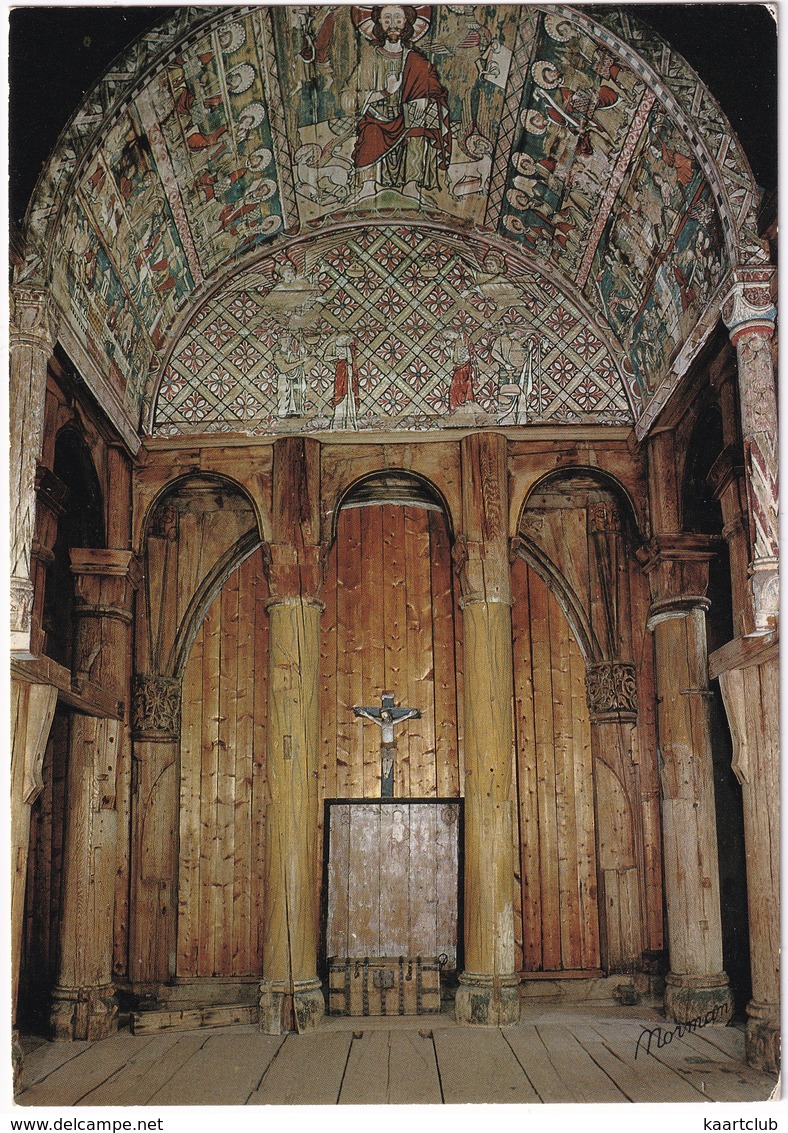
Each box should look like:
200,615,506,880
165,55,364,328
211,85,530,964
353,5,451,198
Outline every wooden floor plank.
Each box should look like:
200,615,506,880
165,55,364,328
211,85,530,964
532,1025,628,1103
432,1027,540,1103
339,1030,442,1104
17,1040,94,1093
654,1030,776,1103
145,1031,283,1105
77,1034,207,1106
570,1022,706,1103
502,1025,582,1102
686,1024,748,1061
249,1031,352,1105
16,1035,156,1106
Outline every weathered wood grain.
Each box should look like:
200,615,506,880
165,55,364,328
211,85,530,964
250,1031,352,1104
339,1029,443,1104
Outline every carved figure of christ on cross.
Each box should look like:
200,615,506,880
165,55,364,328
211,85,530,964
353,692,420,796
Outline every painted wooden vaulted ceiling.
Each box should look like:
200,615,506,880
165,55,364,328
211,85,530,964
18,4,767,447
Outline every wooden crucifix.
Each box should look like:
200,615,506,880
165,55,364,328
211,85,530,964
354,692,420,797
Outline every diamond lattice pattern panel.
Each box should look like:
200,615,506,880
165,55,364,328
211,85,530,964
153,226,637,435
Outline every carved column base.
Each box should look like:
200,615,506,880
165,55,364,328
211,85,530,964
258,977,324,1035
745,999,780,1073
664,972,733,1026
455,971,520,1027
50,984,118,1041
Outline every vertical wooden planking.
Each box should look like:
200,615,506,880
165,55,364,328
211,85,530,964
176,622,204,976
405,507,436,798
215,569,238,976
529,570,561,969
550,590,582,969
251,554,270,973
408,804,437,957
233,557,256,973
378,803,410,955
317,543,337,936
513,561,542,971
346,803,380,954
569,630,600,969
336,508,364,798
326,804,351,959
382,506,408,794
361,507,385,797
429,511,460,798
435,802,460,967
198,595,221,976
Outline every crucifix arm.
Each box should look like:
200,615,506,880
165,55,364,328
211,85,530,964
395,707,421,722
354,706,382,726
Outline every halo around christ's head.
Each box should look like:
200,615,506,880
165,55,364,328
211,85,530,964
351,4,432,44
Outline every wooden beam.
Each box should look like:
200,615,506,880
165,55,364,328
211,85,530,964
11,655,122,719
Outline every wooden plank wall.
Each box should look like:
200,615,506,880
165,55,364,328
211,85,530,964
320,504,461,802
176,549,269,978
20,710,69,1026
511,558,601,973
325,802,460,966
319,503,462,954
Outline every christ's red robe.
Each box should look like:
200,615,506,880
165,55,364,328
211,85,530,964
354,48,450,173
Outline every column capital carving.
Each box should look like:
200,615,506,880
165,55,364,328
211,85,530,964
585,661,638,723
638,534,718,614
721,268,776,344
10,577,35,638
70,549,142,625
132,673,182,740
9,285,60,353
70,548,143,587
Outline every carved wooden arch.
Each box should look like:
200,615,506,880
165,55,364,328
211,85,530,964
511,533,601,666
169,529,263,681
136,468,268,555
329,468,455,547
515,465,647,547
137,472,264,680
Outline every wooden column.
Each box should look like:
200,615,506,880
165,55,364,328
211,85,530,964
714,269,780,1072
11,677,58,1059
641,535,733,1024
10,285,59,656
711,634,779,1072
259,436,324,1034
721,269,778,632
453,432,519,1026
51,550,139,1039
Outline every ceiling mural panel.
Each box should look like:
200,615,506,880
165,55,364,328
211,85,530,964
151,225,637,436
497,10,654,275
24,5,763,436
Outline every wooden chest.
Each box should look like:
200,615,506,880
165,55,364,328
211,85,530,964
328,956,442,1016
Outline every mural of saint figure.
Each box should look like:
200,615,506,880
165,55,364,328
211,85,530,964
445,329,475,410
275,331,309,417
352,5,451,198
328,334,360,429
